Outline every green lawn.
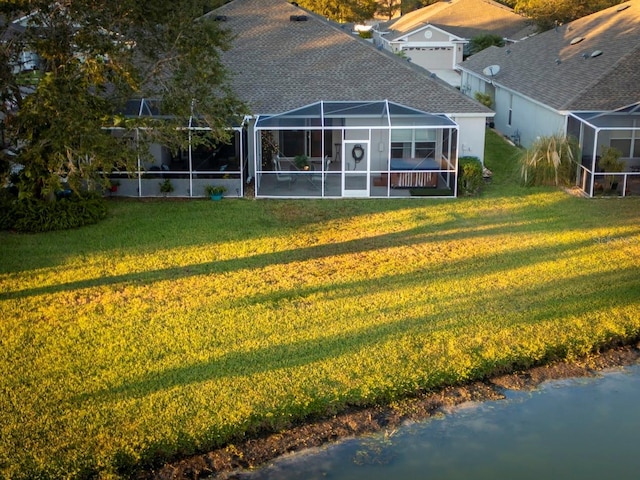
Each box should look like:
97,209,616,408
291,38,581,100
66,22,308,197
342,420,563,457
1,130,639,479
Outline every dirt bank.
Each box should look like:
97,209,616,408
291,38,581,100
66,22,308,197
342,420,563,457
142,342,640,480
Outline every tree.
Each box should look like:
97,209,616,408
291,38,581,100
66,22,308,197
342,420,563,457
469,34,505,55
0,0,245,202
297,0,379,22
377,0,402,20
513,0,625,31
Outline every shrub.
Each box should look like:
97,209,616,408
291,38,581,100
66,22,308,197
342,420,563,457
159,179,174,195
474,92,493,109
458,156,484,196
469,33,505,55
205,185,227,196
2,192,107,233
599,146,624,192
0,187,19,228
520,134,579,187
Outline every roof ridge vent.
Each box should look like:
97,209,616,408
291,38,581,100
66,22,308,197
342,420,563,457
616,4,630,12
290,15,308,22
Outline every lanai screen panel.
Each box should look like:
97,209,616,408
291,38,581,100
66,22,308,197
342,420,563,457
322,101,389,127
255,103,323,129
255,100,456,130
571,105,640,130
388,102,456,128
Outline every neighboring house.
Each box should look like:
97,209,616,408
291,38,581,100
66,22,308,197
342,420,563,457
209,0,492,199
459,0,640,197
1,13,40,73
372,0,534,87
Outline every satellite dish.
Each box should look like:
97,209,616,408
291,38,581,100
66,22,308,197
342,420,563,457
482,65,500,77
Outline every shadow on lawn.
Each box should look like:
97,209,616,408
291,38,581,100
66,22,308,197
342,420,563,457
3,195,638,302
74,263,640,405
0,197,442,274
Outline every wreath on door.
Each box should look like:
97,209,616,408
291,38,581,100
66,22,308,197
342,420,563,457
351,144,364,163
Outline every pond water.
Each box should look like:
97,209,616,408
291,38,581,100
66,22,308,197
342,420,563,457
240,364,640,480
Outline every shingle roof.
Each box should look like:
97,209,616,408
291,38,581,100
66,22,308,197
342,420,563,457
379,0,534,41
212,0,490,116
460,0,640,111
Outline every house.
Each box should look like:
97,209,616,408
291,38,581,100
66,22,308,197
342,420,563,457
1,14,40,74
4,0,492,200
208,0,493,199
459,0,640,197
372,0,534,87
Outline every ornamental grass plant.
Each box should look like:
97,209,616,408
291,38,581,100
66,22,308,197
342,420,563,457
1,130,639,478
520,133,579,187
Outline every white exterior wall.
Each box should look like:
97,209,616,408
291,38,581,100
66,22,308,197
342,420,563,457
454,44,464,64
407,27,448,43
461,70,566,149
493,89,565,148
147,143,171,167
450,115,488,163
386,26,464,72
460,71,484,97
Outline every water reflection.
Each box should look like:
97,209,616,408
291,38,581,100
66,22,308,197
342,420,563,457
239,364,640,480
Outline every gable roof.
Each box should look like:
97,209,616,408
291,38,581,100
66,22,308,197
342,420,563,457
211,0,490,116
378,0,533,41
460,0,640,112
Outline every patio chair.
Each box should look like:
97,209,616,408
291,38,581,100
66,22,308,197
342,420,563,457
273,156,294,188
311,155,331,187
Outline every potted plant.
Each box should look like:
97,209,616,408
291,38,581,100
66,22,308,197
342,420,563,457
159,178,174,196
599,146,624,193
294,154,310,170
108,179,120,193
205,184,227,200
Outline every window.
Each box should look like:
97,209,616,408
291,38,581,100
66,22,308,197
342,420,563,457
280,130,305,157
391,129,435,159
610,139,631,156
415,129,435,158
610,130,640,158
507,94,513,127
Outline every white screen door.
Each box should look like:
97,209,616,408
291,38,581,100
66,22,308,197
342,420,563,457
342,141,369,197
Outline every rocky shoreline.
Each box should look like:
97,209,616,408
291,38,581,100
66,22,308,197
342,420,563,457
142,342,640,480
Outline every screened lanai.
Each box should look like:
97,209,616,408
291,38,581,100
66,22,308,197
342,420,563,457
569,103,640,197
107,98,247,198
253,100,459,198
